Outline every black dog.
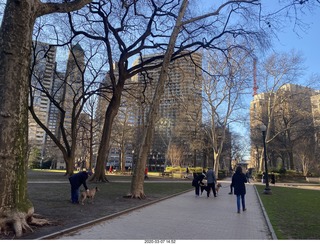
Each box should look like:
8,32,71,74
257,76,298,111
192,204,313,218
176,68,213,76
200,180,208,195
200,185,207,195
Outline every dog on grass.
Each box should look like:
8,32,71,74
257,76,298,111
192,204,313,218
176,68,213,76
200,182,222,195
80,186,99,205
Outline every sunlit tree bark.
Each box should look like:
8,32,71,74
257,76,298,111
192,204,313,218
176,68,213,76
0,0,91,237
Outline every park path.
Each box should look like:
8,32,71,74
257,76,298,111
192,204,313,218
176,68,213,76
52,180,274,240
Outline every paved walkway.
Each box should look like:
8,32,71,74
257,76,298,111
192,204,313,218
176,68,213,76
52,179,275,240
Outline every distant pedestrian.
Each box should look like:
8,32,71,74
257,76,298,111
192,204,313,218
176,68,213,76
231,166,247,213
69,171,92,204
144,167,149,179
229,171,235,195
206,168,217,197
246,170,250,183
185,167,190,178
228,183,233,195
192,173,205,197
270,173,276,185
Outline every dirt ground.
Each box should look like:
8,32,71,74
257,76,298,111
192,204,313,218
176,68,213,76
1,170,191,240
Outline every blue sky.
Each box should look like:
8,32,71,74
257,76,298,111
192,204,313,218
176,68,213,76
220,1,320,158
268,3,320,82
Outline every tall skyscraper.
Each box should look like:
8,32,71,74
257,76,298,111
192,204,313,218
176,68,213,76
134,52,203,166
29,42,57,153
29,42,85,168
61,44,85,143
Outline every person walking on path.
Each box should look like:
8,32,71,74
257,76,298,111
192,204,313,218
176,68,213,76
228,183,233,195
228,170,234,194
246,170,251,183
185,166,190,179
68,171,92,204
231,166,247,213
206,168,217,197
192,172,205,197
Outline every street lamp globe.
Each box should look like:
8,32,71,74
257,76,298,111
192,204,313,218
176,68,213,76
260,124,266,132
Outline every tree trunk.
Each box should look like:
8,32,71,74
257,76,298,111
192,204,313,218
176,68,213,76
0,1,39,237
129,0,190,198
0,0,91,237
213,152,220,177
64,154,75,176
93,88,122,182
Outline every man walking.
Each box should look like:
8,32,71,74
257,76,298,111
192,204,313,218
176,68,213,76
206,168,217,197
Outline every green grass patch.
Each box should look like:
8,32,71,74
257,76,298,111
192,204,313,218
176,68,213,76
256,185,320,239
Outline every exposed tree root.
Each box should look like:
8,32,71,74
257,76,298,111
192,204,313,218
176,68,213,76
0,208,52,238
123,193,146,199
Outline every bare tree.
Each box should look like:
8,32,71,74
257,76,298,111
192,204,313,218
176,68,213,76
78,0,269,196
81,95,102,170
166,143,184,167
0,0,91,236
229,131,249,169
202,46,253,177
28,39,106,176
0,0,317,237
252,51,306,171
268,84,316,171
110,99,136,172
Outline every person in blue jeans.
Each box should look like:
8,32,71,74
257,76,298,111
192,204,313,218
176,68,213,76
68,171,92,204
231,166,248,213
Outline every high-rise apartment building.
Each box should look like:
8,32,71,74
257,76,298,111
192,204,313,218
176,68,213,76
93,53,203,169
29,42,57,154
29,42,85,168
134,52,203,166
43,71,66,166
62,44,85,142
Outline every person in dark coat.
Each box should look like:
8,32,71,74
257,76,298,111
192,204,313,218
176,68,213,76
229,170,235,194
69,171,91,204
192,172,205,197
206,168,217,197
231,166,247,213
270,173,276,184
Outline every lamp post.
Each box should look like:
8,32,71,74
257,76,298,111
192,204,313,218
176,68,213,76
260,124,272,194
254,150,258,170
131,150,135,174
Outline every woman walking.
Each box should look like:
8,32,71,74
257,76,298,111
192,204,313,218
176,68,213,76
231,166,247,213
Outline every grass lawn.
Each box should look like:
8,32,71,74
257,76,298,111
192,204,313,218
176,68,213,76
256,185,320,239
